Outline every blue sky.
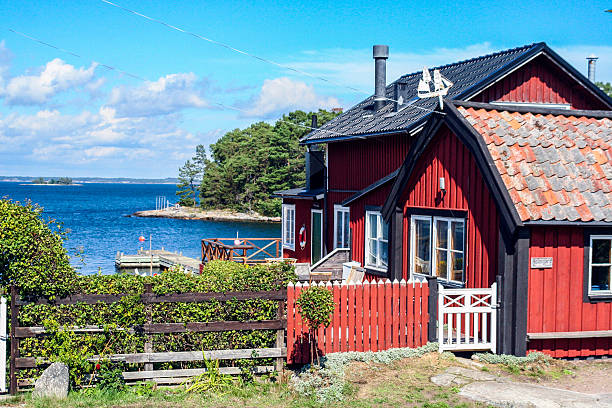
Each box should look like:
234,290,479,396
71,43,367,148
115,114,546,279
0,0,610,178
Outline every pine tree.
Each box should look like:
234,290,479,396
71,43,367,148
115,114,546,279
176,160,199,207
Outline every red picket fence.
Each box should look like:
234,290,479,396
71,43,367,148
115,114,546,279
286,279,430,364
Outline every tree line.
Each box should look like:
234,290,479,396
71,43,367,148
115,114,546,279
176,109,338,217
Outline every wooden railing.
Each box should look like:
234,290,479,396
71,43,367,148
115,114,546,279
201,238,282,265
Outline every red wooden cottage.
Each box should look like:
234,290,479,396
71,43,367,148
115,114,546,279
275,42,612,356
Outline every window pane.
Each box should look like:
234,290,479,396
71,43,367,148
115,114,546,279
367,238,378,266
382,219,389,241
368,214,378,239
436,249,448,279
437,220,448,249
451,221,464,251
335,213,343,248
591,266,610,291
451,251,464,282
414,219,431,275
593,239,611,264
380,240,388,268
343,212,350,247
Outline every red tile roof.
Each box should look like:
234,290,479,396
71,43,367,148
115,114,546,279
457,105,612,222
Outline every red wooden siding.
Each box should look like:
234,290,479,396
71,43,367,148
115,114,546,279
474,55,608,110
327,133,411,191
286,280,429,364
401,126,499,287
528,227,612,358
282,198,319,263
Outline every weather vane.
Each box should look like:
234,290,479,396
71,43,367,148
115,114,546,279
417,67,454,109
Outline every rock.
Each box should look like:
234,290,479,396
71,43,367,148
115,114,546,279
430,373,469,387
459,381,612,407
446,366,498,381
33,362,69,399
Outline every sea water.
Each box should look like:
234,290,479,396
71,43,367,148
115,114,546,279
0,182,280,275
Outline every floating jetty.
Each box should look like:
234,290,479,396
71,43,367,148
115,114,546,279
115,249,201,274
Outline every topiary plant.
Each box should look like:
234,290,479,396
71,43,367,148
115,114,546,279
296,286,334,365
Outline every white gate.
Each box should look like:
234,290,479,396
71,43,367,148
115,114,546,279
438,283,497,353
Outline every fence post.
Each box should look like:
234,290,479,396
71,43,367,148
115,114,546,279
426,277,438,343
143,283,153,372
0,295,6,394
9,285,18,395
275,297,285,372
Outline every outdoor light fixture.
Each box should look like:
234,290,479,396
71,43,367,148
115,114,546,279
439,177,446,191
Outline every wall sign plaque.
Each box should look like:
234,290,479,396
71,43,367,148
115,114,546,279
531,257,553,269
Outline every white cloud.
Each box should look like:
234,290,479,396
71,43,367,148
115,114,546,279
241,77,340,117
1,58,97,105
107,73,208,117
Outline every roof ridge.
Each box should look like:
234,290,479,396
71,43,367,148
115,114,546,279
453,100,612,119
396,42,542,81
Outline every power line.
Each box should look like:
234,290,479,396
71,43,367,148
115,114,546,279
7,28,352,137
99,0,442,115
8,29,145,81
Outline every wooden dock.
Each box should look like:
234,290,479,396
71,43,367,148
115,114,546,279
115,249,201,274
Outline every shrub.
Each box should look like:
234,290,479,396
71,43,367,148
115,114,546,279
0,199,77,298
296,286,334,364
290,342,438,403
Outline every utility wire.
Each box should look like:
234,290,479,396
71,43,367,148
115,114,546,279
99,0,443,115
8,29,144,81
7,28,351,137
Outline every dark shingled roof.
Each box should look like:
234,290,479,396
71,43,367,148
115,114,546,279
272,187,324,199
302,43,544,144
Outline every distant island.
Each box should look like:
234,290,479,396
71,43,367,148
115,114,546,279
1,176,179,184
31,177,74,185
132,206,280,223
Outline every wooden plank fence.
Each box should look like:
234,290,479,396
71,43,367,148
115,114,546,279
286,279,430,364
9,285,286,394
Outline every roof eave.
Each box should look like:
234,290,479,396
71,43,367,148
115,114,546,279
342,169,400,206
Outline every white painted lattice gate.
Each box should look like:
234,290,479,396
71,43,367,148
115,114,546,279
438,284,497,353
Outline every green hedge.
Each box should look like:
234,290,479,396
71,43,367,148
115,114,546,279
17,261,296,387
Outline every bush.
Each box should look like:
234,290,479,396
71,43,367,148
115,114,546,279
291,343,438,403
296,286,335,364
0,199,77,298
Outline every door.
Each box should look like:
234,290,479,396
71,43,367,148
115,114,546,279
311,209,323,264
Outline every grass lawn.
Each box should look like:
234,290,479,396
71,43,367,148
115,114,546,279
5,351,598,408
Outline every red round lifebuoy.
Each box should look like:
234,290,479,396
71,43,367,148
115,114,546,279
299,225,307,249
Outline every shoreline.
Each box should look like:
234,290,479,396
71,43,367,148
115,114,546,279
21,183,82,186
131,207,281,223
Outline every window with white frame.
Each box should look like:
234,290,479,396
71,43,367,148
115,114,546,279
282,204,295,250
589,235,612,295
410,215,465,284
334,205,350,249
365,211,388,270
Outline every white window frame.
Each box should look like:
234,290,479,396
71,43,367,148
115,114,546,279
410,215,466,285
410,215,433,278
333,204,350,249
281,204,295,251
588,235,612,296
365,210,388,271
